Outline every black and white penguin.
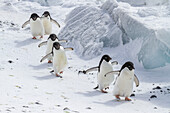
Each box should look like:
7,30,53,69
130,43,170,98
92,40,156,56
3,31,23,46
79,55,118,93
105,61,139,101
40,42,73,78
38,34,67,63
22,13,44,39
41,11,60,35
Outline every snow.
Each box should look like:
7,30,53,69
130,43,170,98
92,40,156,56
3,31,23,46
0,0,170,113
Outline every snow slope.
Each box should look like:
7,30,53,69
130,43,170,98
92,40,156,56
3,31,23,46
0,0,170,113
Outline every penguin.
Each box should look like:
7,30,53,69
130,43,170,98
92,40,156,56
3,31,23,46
22,13,44,39
79,55,119,93
38,34,67,63
40,42,73,78
104,61,139,101
41,11,60,35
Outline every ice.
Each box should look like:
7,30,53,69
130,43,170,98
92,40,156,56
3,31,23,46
58,6,122,59
23,0,105,6
102,0,170,69
58,0,170,68
117,0,169,6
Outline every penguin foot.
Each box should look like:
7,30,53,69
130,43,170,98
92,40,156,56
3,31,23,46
115,95,120,100
60,71,63,74
56,74,62,78
125,97,131,101
48,60,52,63
32,37,36,39
101,89,108,93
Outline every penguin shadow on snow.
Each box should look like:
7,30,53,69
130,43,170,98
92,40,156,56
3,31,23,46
33,74,57,81
14,38,39,47
93,99,129,107
29,63,51,70
75,90,104,97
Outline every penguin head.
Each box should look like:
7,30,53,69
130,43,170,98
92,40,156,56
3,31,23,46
42,11,50,18
53,42,60,50
101,54,112,62
121,61,135,71
30,13,39,21
98,55,112,72
48,34,58,41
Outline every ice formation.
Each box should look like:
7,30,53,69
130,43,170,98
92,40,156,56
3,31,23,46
102,0,170,69
59,0,170,69
58,6,122,59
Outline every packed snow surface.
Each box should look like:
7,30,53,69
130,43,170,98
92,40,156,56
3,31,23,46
0,0,170,113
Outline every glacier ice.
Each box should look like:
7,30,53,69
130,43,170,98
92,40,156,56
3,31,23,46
58,6,122,59
59,0,170,69
102,0,170,69
117,0,169,6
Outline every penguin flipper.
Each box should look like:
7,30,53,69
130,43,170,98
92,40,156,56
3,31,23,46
64,47,74,51
58,39,68,43
22,20,30,28
94,85,99,89
38,41,47,47
85,66,98,74
104,71,120,77
51,19,60,28
111,61,118,65
50,70,54,73
40,52,52,62
78,66,98,74
134,74,139,87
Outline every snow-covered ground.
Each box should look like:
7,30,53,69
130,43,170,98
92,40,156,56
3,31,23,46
0,0,170,113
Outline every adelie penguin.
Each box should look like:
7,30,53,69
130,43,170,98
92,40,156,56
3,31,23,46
104,61,139,101
40,42,73,78
41,11,60,35
79,55,119,93
22,13,44,39
38,34,67,63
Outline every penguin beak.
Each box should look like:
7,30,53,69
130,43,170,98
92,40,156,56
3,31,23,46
43,14,48,17
33,17,37,21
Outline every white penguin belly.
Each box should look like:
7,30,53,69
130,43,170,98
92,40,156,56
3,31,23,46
30,19,44,37
42,18,52,35
97,61,114,90
53,47,68,73
113,69,134,97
